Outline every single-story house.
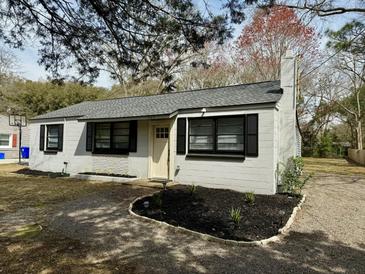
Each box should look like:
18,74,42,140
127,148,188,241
29,51,300,194
0,114,29,160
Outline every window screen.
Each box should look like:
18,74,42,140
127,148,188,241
0,134,10,147
95,123,111,149
216,117,244,152
112,122,129,149
188,116,246,155
47,125,59,149
189,118,214,151
93,121,134,154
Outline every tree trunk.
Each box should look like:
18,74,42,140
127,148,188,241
357,120,363,150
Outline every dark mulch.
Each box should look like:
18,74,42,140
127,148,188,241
14,168,69,178
79,172,136,178
132,185,301,241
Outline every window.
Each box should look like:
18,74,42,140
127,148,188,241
216,117,244,152
46,124,63,151
0,134,11,148
189,119,214,151
113,122,130,149
47,126,59,149
188,116,245,154
156,127,169,139
95,123,111,149
94,122,130,154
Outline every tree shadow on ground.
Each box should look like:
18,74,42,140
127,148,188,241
2,174,364,274
42,188,365,274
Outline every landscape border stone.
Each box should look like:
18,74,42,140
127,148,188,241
73,173,140,183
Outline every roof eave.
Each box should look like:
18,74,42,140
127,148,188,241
77,101,279,122
29,115,84,122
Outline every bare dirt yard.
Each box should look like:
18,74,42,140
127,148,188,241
0,159,364,273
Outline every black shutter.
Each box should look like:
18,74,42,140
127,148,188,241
129,120,138,152
245,114,258,157
86,122,94,152
176,118,186,155
58,124,64,151
40,125,45,151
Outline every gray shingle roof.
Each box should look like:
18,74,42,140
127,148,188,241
32,80,282,120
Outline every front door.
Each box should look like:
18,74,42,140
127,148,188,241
151,125,169,179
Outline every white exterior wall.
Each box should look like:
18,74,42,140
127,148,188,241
173,107,278,195
29,118,149,177
28,53,297,194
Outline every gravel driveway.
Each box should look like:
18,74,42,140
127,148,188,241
47,175,365,273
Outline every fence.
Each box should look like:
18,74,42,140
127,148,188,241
348,149,365,166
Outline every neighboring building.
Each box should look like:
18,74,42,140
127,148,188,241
0,114,30,160
29,51,299,194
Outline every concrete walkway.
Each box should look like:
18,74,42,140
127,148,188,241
48,175,365,273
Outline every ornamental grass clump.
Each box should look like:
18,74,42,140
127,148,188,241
189,184,197,196
230,207,241,227
245,192,255,205
152,193,163,208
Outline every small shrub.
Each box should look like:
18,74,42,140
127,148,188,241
317,132,333,158
189,184,197,196
245,192,255,205
152,193,162,208
280,157,311,194
230,207,241,227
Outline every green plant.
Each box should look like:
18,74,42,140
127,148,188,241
317,132,333,157
230,207,241,227
189,184,197,196
245,192,255,205
280,157,311,194
152,193,162,208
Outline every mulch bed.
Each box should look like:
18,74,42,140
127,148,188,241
14,168,69,178
79,172,136,178
132,185,301,241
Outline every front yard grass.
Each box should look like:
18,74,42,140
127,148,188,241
0,164,132,273
303,157,365,176
0,167,121,213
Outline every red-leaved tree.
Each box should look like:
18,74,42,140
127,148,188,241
237,6,319,81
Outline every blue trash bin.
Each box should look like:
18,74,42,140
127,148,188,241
0,152,4,160
21,147,29,159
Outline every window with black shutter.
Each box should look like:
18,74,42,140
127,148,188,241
39,125,45,151
86,122,94,151
58,124,64,151
188,116,245,155
176,118,186,154
129,120,138,152
186,114,258,157
92,121,137,154
245,114,258,157
44,124,64,152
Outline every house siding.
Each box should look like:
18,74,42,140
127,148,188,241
28,53,297,195
296,126,302,157
29,118,149,177
173,108,277,195
0,114,29,159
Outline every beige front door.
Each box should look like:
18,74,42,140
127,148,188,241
151,125,169,179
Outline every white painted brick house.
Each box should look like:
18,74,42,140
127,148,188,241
29,51,300,194
0,114,29,160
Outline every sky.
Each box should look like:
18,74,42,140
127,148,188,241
2,1,363,89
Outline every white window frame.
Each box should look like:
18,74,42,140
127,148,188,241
0,133,12,149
